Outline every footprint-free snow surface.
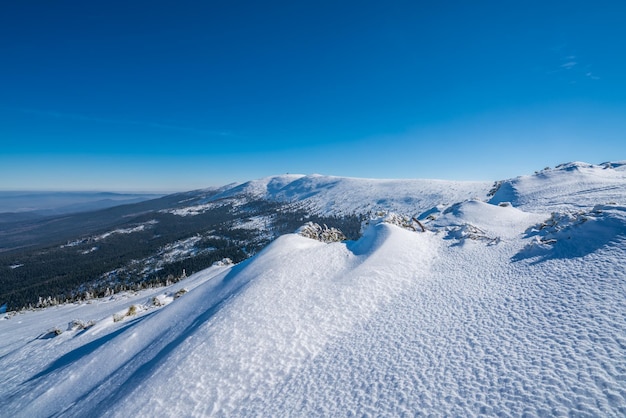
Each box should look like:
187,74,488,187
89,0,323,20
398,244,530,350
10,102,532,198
1,162,626,417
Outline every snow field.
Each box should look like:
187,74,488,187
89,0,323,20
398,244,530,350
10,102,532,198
260,237,626,416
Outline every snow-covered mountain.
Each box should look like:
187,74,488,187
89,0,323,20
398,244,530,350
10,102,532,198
1,162,626,416
205,173,490,216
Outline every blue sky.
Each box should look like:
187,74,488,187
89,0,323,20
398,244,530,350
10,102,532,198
1,1,625,191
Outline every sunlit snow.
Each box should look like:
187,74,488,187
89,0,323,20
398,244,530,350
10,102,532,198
1,162,625,417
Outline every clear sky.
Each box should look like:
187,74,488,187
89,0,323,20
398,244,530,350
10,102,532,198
1,1,625,191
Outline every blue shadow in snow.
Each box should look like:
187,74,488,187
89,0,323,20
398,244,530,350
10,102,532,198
27,311,157,383
512,215,626,264
77,260,255,416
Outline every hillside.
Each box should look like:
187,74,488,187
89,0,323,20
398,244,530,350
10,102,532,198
206,173,489,216
0,175,488,310
1,161,625,416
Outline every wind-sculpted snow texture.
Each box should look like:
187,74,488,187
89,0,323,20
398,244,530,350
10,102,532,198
1,161,626,416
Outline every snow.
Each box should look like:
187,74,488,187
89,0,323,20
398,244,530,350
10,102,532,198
162,201,226,216
232,214,273,231
178,173,492,217
1,161,625,416
427,199,547,240
61,220,158,248
489,161,626,212
95,222,154,240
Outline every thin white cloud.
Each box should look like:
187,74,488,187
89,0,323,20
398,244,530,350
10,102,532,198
560,61,577,70
546,49,599,82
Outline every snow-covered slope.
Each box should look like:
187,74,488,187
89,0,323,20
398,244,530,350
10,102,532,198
489,161,626,211
210,173,491,216
1,162,626,417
